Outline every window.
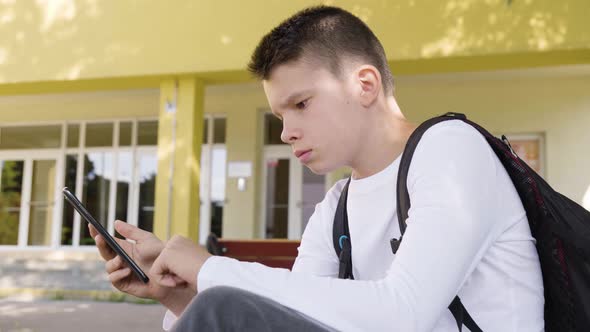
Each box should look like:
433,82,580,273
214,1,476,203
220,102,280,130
137,151,157,233
115,151,132,222
213,118,226,144
85,123,114,147
0,161,24,245
60,119,159,246
61,155,77,245
79,152,113,245
199,115,227,243
0,119,159,248
138,121,158,146
119,122,133,147
0,125,61,149
67,124,80,148
27,160,56,246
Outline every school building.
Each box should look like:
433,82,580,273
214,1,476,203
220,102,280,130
0,1,589,295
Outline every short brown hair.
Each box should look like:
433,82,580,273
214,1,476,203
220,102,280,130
248,6,394,95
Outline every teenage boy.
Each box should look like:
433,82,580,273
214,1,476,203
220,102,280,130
92,6,544,331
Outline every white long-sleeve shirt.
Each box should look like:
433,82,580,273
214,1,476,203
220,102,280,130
164,120,544,331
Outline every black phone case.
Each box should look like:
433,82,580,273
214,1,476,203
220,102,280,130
62,187,149,283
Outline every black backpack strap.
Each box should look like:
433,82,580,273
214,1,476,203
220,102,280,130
394,112,467,251
449,296,482,332
448,297,464,331
333,178,354,279
395,112,482,332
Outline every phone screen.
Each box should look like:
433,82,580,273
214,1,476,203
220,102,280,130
62,187,149,283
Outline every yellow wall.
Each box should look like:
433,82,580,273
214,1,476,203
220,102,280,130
1,0,588,85
0,89,159,123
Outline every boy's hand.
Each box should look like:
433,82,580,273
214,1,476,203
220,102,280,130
90,221,187,301
150,235,213,291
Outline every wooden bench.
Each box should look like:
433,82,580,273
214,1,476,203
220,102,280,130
206,234,300,270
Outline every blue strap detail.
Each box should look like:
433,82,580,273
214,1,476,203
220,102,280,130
338,235,348,250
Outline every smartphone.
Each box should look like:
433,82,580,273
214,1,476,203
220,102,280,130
62,187,149,284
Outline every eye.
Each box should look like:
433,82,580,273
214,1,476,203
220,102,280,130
295,99,309,110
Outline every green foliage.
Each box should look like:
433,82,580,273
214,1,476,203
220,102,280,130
0,161,24,245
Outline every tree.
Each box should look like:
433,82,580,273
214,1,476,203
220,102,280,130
0,161,24,245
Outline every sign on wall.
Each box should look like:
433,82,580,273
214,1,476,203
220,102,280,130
506,134,545,177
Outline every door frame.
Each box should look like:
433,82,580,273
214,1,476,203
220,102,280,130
260,145,303,240
0,150,63,248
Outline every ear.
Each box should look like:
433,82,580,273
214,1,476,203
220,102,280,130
356,65,382,107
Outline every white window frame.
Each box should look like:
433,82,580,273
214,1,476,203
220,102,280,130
0,117,158,251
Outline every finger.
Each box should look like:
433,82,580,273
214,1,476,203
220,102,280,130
88,224,98,238
149,253,167,280
106,255,123,274
149,254,171,287
171,275,188,287
95,232,134,261
95,235,116,261
171,275,185,283
108,267,131,283
115,220,152,241
157,274,178,288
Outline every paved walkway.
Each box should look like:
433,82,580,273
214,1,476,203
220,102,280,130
0,298,168,332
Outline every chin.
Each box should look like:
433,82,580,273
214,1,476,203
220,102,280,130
305,161,338,175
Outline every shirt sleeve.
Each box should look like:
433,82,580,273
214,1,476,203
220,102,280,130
291,185,341,277
196,123,503,331
162,310,177,331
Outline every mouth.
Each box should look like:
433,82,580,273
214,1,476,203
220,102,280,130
294,149,313,162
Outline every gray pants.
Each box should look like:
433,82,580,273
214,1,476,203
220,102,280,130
171,286,336,332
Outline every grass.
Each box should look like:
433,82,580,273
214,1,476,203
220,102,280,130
1,288,160,305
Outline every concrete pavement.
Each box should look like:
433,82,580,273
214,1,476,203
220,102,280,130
0,298,168,332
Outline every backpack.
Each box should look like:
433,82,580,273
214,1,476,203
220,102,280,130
333,112,590,331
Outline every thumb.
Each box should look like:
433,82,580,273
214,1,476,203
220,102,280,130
157,274,179,288
115,220,150,241
150,253,174,287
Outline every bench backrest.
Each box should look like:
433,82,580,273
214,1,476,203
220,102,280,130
206,235,300,270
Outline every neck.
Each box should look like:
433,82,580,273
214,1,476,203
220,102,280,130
350,96,416,180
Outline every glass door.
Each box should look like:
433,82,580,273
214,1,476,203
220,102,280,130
0,160,25,245
135,148,157,233
261,146,326,240
263,152,291,239
26,159,57,246
0,154,59,247
299,166,326,233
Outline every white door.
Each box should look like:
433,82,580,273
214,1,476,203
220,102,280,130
261,146,326,240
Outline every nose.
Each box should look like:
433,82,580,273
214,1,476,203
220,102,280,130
280,119,301,144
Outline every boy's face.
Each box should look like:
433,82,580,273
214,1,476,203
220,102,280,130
263,57,366,174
